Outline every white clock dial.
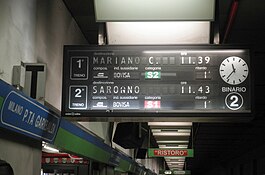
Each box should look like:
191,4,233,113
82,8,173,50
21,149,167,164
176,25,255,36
219,56,249,85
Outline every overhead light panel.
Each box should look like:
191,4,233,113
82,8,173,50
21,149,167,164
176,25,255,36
166,162,185,165
42,141,59,153
148,122,192,126
95,0,215,21
157,140,189,144
159,146,188,149
153,132,190,136
152,129,191,133
167,164,184,167
165,158,185,162
107,22,210,45
159,145,188,149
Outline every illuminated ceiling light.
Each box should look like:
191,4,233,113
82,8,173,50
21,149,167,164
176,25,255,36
165,157,186,160
167,164,184,168
167,162,184,165
148,122,192,126
143,49,246,54
164,170,172,175
107,22,210,45
42,143,60,153
168,166,184,169
158,144,188,147
160,144,189,147
165,158,185,162
95,0,215,21
157,140,189,144
153,132,190,136
168,162,185,165
151,129,162,132
152,129,191,133
159,145,188,149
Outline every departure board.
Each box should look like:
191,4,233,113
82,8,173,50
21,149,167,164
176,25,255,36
62,45,252,121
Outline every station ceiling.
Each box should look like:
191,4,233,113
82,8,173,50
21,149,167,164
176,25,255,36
63,0,265,174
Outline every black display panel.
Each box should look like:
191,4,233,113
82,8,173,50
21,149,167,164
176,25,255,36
62,45,252,121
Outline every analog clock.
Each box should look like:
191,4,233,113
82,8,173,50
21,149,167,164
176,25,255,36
219,56,249,85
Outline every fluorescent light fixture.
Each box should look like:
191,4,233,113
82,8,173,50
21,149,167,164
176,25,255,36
168,166,184,169
152,129,191,133
167,164,184,167
107,22,210,45
159,144,188,147
165,157,185,160
167,162,185,165
168,162,185,165
148,122,192,126
153,132,190,136
164,170,172,175
43,145,59,153
95,0,215,21
143,50,246,54
42,141,59,153
160,146,188,149
159,145,188,149
157,140,189,144
165,158,185,162
171,168,183,171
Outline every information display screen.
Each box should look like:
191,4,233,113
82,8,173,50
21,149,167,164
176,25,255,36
62,45,251,121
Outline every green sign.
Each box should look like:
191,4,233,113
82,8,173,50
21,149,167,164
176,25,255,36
148,149,194,157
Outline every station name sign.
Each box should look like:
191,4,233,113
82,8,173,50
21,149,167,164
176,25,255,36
62,45,251,121
0,80,60,143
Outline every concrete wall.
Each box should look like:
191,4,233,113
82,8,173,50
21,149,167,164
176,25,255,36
0,1,39,175
0,0,86,175
0,0,36,83
35,0,87,110
0,129,41,175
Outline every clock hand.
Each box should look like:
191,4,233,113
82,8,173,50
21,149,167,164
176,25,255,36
226,70,234,79
226,63,236,80
232,64,236,72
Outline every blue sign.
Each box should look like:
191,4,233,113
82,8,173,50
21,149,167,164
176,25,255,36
0,80,60,143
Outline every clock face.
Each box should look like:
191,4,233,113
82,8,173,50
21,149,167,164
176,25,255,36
219,56,249,85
